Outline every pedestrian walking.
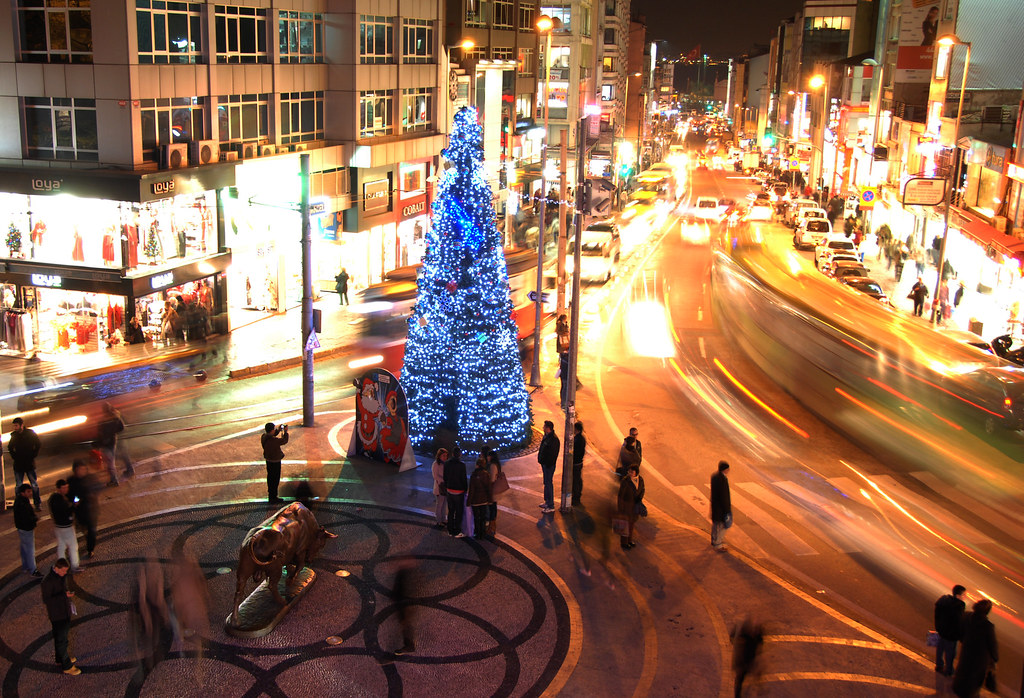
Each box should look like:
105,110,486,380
467,456,493,539
68,459,100,559
571,421,586,507
952,599,998,698
391,558,416,655
260,422,289,504
732,616,765,697
934,584,967,676
538,421,559,513
431,448,448,528
49,479,82,572
938,279,952,325
169,550,209,663
41,558,79,675
910,277,929,317
616,464,644,549
486,451,505,536
335,268,350,305
443,447,468,538
97,402,134,485
8,417,42,510
710,460,732,552
14,484,41,577
131,557,169,672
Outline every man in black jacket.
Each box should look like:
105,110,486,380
68,460,100,559
442,448,468,538
41,558,80,675
14,484,41,577
538,421,560,513
8,417,42,510
934,584,967,676
571,421,586,507
49,480,82,572
261,422,289,504
710,461,732,551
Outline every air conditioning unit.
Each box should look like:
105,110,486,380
234,142,257,159
292,143,308,152
260,144,277,157
160,143,188,169
993,215,1008,233
222,151,238,162
190,140,220,166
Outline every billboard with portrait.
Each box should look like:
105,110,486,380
895,0,941,83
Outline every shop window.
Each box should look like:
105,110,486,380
518,47,533,76
139,97,204,162
18,0,93,64
359,15,393,64
24,97,98,162
215,5,267,64
279,11,322,64
518,3,535,31
401,88,433,133
465,0,488,27
493,0,514,29
516,94,532,119
136,0,203,64
280,91,324,145
492,47,514,61
402,19,433,64
217,93,270,145
360,90,393,138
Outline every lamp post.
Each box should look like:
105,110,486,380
529,14,556,387
931,35,972,324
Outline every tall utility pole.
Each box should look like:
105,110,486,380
530,16,556,387
557,133,568,315
300,153,314,426
560,115,587,512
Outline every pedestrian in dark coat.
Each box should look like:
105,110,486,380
14,484,40,576
335,268,350,305
467,457,493,539
733,616,765,697
8,417,42,509
710,461,732,551
97,403,134,485
952,599,998,698
68,459,101,559
910,277,929,317
571,421,586,507
934,584,967,675
616,464,644,549
443,448,468,537
41,559,79,674
261,422,289,504
537,421,560,512
617,437,641,477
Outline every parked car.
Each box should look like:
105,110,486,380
829,261,870,281
814,236,857,268
784,198,818,226
770,182,791,204
793,207,828,231
796,219,835,250
839,276,890,305
824,253,861,273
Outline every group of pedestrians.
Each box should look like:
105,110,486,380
433,445,507,539
933,584,1000,697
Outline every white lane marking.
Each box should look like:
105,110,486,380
736,481,856,554
698,336,706,358
674,484,768,558
729,487,818,556
697,307,703,322
873,474,994,545
910,471,1024,540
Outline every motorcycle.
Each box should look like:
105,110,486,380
991,334,1024,366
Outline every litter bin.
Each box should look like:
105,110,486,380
968,319,984,336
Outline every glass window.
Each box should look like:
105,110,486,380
601,84,613,101
493,0,513,28
280,91,324,144
516,94,532,119
279,11,323,63
359,16,393,64
401,88,433,133
518,47,533,75
466,0,488,28
139,97,205,162
24,97,98,161
18,0,93,64
402,19,433,64
540,5,571,32
217,94,270,145
492,47,514,61
137,0,203,64
463,46,488,62
604,28,615,45
214,6,267,63
602,55,612,71
519,3,535,30
360,90,393,138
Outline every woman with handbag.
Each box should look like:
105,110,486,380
486,452,509,537
431,448,448,529
952,599,998,698
616,464,645,550
467,457,493,540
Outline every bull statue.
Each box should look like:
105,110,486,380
231,502,337,625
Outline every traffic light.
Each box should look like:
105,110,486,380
761,134,775,149
581,179,593,214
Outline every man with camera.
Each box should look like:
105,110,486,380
261,422,289,504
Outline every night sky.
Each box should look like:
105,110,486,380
633,0,805,58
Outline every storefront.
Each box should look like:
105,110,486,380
0,164,234,358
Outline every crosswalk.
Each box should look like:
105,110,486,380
669,471,1024,559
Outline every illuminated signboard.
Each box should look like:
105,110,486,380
363,178,390,214
150,272,174,290
30,274,61,288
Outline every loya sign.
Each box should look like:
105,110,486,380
31,178,62,193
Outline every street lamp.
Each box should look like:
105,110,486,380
931,34,972,324
529,14,559,387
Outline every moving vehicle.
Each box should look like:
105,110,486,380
692,196,722,221
744,203,773,222
954,366,1024,433
795,219,834,250
569,222,621,283
839,276,890,305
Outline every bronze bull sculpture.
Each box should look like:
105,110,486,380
231,502,336,625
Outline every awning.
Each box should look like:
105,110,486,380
950,207,1024,261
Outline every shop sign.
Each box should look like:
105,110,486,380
1007,162,1024,183
363,179,390,214
30,273,62,288
150,272,174,290
309,201,327,215
401,201,425,218
31,178,62,193
902,177,946,206
985,145,1007,172
151,180,176,196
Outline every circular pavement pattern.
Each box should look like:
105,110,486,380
0,502,572,697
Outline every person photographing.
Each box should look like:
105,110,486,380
261,423,289,504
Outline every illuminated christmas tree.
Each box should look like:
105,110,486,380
144,222,161,259
6,223,21,255
403,107,530,450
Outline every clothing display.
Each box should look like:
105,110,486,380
0,308,31,352
101,233,115,263
71,231,84,262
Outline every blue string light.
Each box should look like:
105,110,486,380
402,106,531,450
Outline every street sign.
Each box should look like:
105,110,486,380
859,186,880,209
902,177,946,206
528,291,550,303
305,331,320,351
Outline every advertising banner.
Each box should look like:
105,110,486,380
348,369,416,471
895,0,940,83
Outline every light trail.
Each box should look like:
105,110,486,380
712,358,809,438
